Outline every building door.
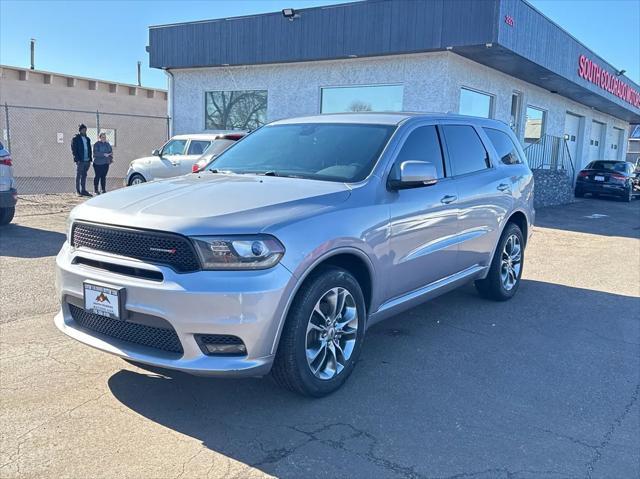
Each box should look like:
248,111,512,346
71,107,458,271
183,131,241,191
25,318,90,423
611,127,624,160
564,113,581,167
588,121,604,163
510,92,522,138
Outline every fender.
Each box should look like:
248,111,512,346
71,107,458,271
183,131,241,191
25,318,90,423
480,208,531,280
269,245,376,355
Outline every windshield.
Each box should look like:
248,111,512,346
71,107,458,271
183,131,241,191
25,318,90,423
208,123,396,182
587,161,627,172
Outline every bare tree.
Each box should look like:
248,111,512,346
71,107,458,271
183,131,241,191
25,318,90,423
348,100,373,112
205,90,267,130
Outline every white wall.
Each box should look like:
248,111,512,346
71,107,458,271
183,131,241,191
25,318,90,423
171,51,631,171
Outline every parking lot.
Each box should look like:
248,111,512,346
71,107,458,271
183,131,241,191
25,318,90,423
1,195,638,479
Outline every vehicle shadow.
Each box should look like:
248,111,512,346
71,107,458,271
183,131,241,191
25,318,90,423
107,280,639,478
535,197,640,239
0,224,66,258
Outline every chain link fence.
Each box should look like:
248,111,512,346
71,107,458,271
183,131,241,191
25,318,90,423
1,104,169,194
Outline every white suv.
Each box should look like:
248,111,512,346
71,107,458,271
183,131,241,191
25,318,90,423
0,141,17,226
125,133,244,185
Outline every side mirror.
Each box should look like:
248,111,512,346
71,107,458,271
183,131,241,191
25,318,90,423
152,149,160,156
388,160,438,189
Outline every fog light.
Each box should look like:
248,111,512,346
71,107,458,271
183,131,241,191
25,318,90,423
195,334,247,356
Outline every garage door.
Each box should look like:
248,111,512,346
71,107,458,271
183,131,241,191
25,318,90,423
588,121,604,163
611,128,624,160
564,113,581,167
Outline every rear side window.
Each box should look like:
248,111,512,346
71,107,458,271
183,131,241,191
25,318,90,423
395,126,445,178
187,140,211,155
441,125,490,176
483,128,523,165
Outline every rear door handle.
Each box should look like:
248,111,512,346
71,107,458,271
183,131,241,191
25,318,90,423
497,183,511,192
440,195,457,204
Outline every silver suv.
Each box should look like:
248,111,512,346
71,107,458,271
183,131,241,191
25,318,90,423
55,113,534,396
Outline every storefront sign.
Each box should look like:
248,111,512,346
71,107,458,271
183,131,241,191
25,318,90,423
578,55,640,109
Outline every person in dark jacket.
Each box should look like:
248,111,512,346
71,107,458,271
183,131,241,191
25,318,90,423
92,132,113,195
71,124,93,196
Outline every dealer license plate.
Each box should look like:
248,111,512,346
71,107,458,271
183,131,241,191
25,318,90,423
83,282,126,320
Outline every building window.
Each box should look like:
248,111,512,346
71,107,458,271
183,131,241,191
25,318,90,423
524,106,546,143
87,127,116,147
459,87,493,118
320,84,403,114
205,90,267,130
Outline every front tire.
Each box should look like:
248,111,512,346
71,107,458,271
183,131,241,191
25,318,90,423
0,206,15,226
272,266,366,397
128,173,146,186
475,222,524,301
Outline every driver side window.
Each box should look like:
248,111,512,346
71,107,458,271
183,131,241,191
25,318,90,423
395,126,445,178
162,140,187,156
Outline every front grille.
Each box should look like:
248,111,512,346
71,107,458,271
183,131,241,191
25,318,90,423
72,222,200,273
69,304,183,354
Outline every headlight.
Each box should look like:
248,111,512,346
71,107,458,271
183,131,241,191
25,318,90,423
191,235,285,270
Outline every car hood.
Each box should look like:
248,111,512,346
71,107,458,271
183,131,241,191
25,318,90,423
71,173,351,235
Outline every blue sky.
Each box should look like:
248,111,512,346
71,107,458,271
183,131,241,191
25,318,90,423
1,0,638,89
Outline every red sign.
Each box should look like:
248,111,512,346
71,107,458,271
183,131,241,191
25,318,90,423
578,55,640,109
504,15,514,27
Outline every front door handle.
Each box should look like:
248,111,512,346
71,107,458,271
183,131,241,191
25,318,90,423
440,195,457,204
497,183,511,192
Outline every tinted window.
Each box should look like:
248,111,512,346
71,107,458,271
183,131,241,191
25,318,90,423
483,128,522,165
587,161,628,172
187,141,211,155
211,123,396,182
395,126,445,178
162,140,187,156
442,125,489,176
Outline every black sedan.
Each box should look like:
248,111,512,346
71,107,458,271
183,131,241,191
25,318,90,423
575,160,636,202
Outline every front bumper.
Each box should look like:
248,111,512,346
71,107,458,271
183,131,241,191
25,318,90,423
54,242,296,377
0,188,18,208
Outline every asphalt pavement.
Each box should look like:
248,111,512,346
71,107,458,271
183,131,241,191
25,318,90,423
1,194,638,479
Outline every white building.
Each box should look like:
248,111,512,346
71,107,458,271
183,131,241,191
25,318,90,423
148,0,640,175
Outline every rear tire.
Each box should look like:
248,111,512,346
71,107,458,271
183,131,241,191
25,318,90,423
574,188,584,198
0,206,15,226
475,222,524,302
128,173,146,186
272,266,366,397
622,186,633,202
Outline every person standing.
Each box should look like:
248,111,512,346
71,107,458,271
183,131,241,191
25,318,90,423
71,124,93,197
92,132,113,195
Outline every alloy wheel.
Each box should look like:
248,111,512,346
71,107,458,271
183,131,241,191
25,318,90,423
305,287,359,380
500,234,522,291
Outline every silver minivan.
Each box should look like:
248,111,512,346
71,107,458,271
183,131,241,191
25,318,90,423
55,113,534,396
